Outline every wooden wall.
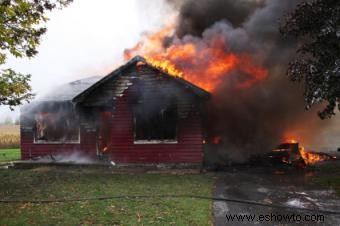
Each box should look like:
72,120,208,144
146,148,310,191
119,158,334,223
21,125,97,160
20,63,205,164
110,90,204,164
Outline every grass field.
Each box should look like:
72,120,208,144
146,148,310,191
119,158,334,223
0,168,215,225
0,125,20,149
311,163,340,196
313,174,340,196
0,148,20,162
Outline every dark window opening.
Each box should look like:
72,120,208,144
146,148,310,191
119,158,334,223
135,104,177,142
34,109,80,143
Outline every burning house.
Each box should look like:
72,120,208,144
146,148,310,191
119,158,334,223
20,56,209,165
18,1,340,167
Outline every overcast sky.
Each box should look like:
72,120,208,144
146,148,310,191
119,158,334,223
0,0,173,121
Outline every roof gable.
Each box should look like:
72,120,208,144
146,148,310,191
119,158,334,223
72,56,210,103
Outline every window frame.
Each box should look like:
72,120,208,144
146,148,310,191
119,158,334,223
33,112,81,144
33,128,81,144
133,106,178,145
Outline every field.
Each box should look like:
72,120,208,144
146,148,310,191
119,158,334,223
0,125,20,149
0,149,20,162
311,162,340,196
0,168,215,225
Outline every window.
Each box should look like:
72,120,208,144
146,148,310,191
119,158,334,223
134,104,177,143
34,110,80,143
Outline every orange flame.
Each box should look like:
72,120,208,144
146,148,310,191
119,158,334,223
211,136,222,144
124,22,268,91
282,138,298,144
298,146,331,165
283,138,331,165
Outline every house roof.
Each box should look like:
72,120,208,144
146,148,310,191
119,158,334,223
72,56,210,103
37,76,103,102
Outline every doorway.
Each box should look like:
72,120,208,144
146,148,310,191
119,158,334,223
97,111,112,156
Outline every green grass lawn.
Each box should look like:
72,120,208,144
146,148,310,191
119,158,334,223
0,148,20,162
0,168,215,225
311,162,340,196
313,174,340,195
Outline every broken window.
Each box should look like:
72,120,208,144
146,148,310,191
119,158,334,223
34,107,80,143
134,103,177,142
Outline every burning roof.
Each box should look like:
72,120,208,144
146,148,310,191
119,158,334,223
25,55,209,106
124,25,268,92
73,56,210,103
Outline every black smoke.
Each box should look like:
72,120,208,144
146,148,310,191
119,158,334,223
176,0,265,37
167,0,336,162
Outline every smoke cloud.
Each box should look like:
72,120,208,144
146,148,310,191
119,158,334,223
176,0,265,37
162,0,338,162
32,152,96,164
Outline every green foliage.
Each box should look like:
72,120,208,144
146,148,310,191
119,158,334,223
0,0,72,109
0,68,33,108
280,0,340,119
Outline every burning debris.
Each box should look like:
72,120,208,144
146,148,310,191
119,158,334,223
269,139,337,167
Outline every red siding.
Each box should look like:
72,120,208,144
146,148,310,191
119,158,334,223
21,94,204,164
21,128,97,160
110,90,204,164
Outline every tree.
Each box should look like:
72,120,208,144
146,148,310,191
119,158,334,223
280,0,340,119
0,0,72,109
